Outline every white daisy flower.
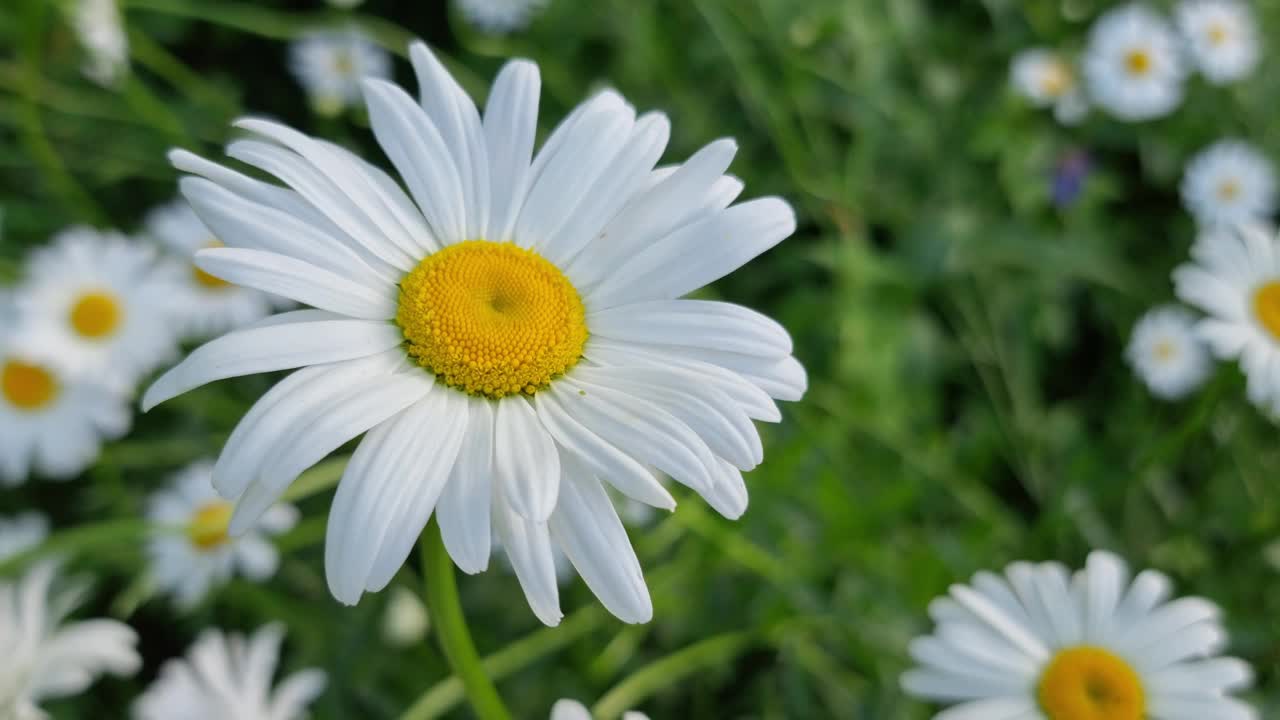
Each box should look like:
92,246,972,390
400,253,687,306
552,699,647,720
1083,4,1187,122
146,41,804,626
455,0,548,34
70,0,129,88
1010,49,1088,125
902,550,1257,720
1174,223,1280,415
14,226,182,391
1,562,141,720
289,28,391,117
145,199,282,339
0,513,48,563
1176,0,1260,85
382,585,430,647
1,294,131,485
146,460,298,609
132,623,326,720
1126,306,1214,400
1181,140,1277,229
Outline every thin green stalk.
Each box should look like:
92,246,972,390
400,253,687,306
591,632,753,720
419,521,512,720
0,518,157,576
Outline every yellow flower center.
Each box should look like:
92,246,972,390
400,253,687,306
397,240,588,399
1041,63,1071,97
1253,281,1280,341
187,501,234,551
1208,24,1229,46
1153,339,1178,361
333,51,355,76
1217,179,1241,202
1038,646,1145,720
1125,49,1152,76
1,359,59,411
69,291,123,339
194,240,231,289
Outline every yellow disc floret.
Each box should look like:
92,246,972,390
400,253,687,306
187,501,234,551
1038,646,1145,720
194,240,231,289
1,359,59,411
69,290,123,339
397,241,588,398
1254,281,1280,341
1125,49,1152,77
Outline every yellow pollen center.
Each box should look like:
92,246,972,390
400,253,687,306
1038,646,1144,720
334,51,355,76
397,240,588,399
187,501,234,551
1208,24,1229,46
1,359,59,411
1153,339,1178,361
1041,64,1071,97
1125,49,1152,76
69,291,123,340
1253,281,1280,341
1217,179,1241,202
194,240,231,289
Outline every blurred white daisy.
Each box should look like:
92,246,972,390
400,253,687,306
1175,223,1280,415
1,562,141,720
289,28,391,117
146,460,298,609
14,227,182,391
1010,49,1088,125
1176,0,1260,85
1083,3,1187,121
1127,306,1214,400
1,295,131,485
147,40,802,626
455,0,548,34
133,623,326,720
902,550,1257,720
0,513,48,562
70,0,129,88
1181,140,1276,229
552,699,648,720
382,585,430,647
145,199,282,339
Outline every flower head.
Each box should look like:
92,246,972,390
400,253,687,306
289,28,390,117
133,623,326,720
455,0,548,34
1181,140,1276,229
1083,4,1187,121
1175,223,1280,416
1176,0,1260,85
70,0,128,87
0,514,48,563
146,199,284,339
13,226,182,392
552,699,648,720
147,40,803,625
0,563,141,720
1010,49,1088,125
1127,306,1214,400
902,551,1257,719
146,460,298,609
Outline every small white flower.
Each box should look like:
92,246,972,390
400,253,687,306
14,226,182,392
1175,223,1280,416
551,699,648,720
70,0,128,87
455,0,548,34
382,585,430,647
902,550,1257,719
132,623,326,720
1181,140,1276,229
147,40,803,626
1010,49,1088,125
0,513,48,562
1,293,131,486
1083,3,1187,121
289,28,391,117
146,460,298,609
145,200,282,339
1127,306,1214,400
1176,0,1260,85
0,563,141,720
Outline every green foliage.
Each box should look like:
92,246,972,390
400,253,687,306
1,0,1278,718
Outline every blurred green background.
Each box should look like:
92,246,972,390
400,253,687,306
2,0,1278,717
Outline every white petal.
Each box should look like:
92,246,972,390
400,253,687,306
588,299,792,358
194,247,395,319
493,397,560,522
437,397,494,573
493,492,561,626
483,59,540,242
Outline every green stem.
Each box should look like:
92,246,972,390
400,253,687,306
418,521,511,720
591,631,753,719
0,518,157,576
